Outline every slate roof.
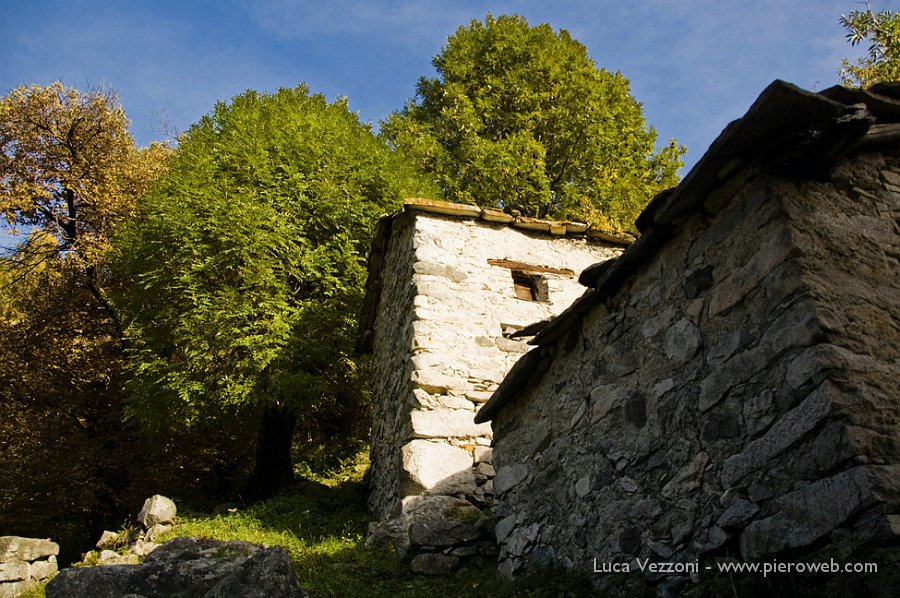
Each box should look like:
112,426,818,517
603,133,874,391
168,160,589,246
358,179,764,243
475,79,900,424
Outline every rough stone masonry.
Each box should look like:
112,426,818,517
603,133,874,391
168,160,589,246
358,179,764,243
0,536,59,598
476,81,900,587
359,198,623,541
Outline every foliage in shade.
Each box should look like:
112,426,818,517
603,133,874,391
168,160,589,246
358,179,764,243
0,83,172,561
840,4,900,87
382,14,684,231
112,85,436,436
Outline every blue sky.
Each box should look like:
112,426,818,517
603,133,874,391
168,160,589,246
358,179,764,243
0,0,888,247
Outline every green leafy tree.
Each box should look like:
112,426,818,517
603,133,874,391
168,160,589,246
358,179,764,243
840,3,900,87
382,14,684,231
112,85,436,498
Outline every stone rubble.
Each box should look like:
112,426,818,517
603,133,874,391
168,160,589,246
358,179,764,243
0,536,59,598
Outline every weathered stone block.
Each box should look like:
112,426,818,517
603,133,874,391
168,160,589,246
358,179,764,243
400,440,474,496
408,520,481,548
493,464,529,496
664,317,701,364
716,499,759,528
409,388,474,411
0,561,28,582
721,381,834,486
740,466,874,559
661,452,708,499
28,557,57,581
413,261,467,283
96,530,120,550
0,537,59,562
409,409,491,439
708,223,794,317
144,523,173,543
410,553,460,575
46,537,305,598
474,446,493,463
410,369,470,394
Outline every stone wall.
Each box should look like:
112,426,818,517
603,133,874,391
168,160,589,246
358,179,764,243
481,146,900,583
0,536,59,597
364,199,622,519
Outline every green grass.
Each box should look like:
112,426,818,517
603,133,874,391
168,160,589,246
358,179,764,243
153,449,603,597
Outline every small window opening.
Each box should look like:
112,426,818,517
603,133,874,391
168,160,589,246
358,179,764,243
512,270,549,302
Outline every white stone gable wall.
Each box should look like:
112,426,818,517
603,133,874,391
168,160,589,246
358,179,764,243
368,210,620,518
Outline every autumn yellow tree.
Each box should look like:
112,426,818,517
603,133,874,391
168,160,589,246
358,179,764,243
0,82,170,331
0,83,170,558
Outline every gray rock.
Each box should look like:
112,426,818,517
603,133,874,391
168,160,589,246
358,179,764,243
722,382,832,486
495,516,516,543
366,495,484,558
408,520,481,548
661,452,709,498
96,530,120,550
0,561,28,583
410,553,460,576
708,223,793,316
46,537,306,598
98,550,140,565
409,408,491,439
716,499,760,528
505,523,540,557
473,446,493,464
664,318,702,364
144,523,173,543
0,536,59,562
137,495,177,527
575,475,592,498
28,557,57,581
493,464,528,496
205,545,307,598
400,439,475,495
740,466,874,559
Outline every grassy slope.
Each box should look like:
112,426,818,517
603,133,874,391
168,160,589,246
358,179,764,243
154,450,603,597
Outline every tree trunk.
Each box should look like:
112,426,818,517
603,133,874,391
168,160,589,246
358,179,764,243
246,404,298,500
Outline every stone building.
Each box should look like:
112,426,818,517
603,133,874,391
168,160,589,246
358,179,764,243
358,198,625,520
476,80,900,586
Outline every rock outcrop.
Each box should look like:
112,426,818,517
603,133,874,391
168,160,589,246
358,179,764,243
46,537,307,598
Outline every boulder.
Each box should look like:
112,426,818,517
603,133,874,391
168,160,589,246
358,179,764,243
410,553,460,575
137,495,177,527
46,537,307,598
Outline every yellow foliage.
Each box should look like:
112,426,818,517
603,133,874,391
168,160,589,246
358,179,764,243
0,82,172,267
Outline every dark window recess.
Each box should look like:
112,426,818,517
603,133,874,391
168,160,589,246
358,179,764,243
512,270,549,302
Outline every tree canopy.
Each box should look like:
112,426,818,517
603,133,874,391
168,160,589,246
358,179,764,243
0,82,172,560
111,85,435,495
0,82,170,266
840,3,900,87
382,14,684,231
